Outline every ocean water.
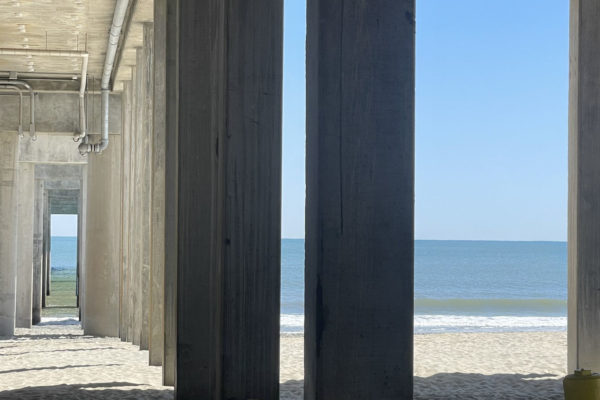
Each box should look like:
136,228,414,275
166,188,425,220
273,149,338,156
281,239,567,334
51,237,567,334
51,236,78,271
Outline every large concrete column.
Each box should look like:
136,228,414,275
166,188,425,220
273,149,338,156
305,1,415,399
165,1,283,398
15,163,35,328
42,188,49,308
120,79,133,341
83,139,122,337
568,0,600,372
140,22,154,352
128,64,141,346
163,0,177,385
150,4,166,366
130,49,144,347
0,133,20,336
32,178,44,325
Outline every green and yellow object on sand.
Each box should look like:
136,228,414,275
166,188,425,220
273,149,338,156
564,369,600,400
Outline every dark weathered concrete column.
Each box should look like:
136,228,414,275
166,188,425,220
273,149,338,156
568,0,600,372
0,133,20,336
32,178,44,325
305,1,415,399
163,0,176,385
150,2,166,367
165,1,283,398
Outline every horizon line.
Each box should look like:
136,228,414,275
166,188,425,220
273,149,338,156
51,235,567,243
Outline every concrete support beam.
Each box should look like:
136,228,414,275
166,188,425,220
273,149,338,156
15,163,34,328
83,138,122,337
0,133,20,336
150,7,166,366
32,179,43,325
166,1,283,398
305,1,415,399
568,0,600,372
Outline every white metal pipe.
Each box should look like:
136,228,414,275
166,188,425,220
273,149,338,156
0,85,23,137
0,48,87,58
80,0,129,154
77,54,89,141
0,80,35,140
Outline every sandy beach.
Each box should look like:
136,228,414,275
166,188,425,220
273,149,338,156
1,320,566,399
280,331,567,400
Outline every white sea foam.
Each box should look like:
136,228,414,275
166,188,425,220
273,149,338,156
38,317,80,326
281,314,304,333
280,313,567,334
414,314,567,334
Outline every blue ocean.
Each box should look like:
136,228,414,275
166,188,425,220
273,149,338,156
281,239,567,334
51,237,568,334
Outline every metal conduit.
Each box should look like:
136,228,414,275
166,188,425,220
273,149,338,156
79,0,130,155
0,85,23,137
0,80,35,140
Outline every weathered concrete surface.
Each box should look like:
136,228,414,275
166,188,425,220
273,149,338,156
32,179,44,325
78,166,87,324
15,163,34,328
129,52,143,347
305,1,415,399
120,80,133,342
140,23,154,352
150,9,165,366
167,1,283,398
48,189,79,214
41,188,49,307
0,133,20,336
83,138,122,337
568,0,600,373
163,0,177,386
0,93,122,136
19,134,87,165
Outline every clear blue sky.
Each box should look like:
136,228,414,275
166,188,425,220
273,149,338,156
54,0,569,241
282,0,569,241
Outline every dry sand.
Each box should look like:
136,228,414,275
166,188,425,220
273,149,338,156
280,331,568,400
1,320,567,399
0,318,173,399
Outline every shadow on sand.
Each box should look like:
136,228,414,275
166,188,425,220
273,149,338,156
0,382,173,399
278,373,564,400
414,372,564,400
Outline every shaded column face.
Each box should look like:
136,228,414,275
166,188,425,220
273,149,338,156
568,0,600,373
32,179,44,325
0,133,20,336
305,1,415,399
15,162,35,329
167,1,283,398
